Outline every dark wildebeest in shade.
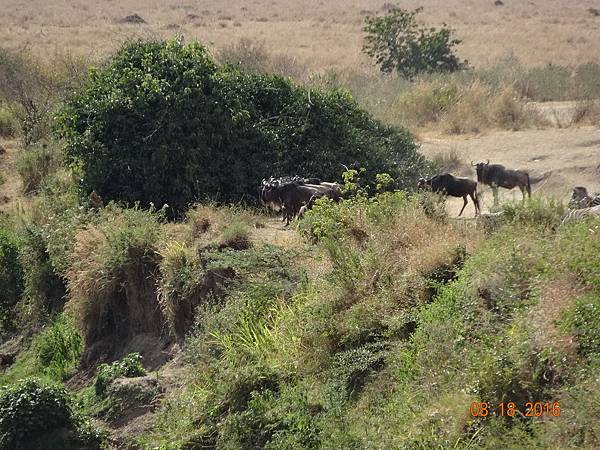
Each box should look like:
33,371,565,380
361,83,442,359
417,173,480,216
471,160,531,206
259,178,342,225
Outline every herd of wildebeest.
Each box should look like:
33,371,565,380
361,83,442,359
259,160,600,227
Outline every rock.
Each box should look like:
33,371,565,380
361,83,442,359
121,14,146,24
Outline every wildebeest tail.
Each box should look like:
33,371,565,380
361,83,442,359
526,173,531,197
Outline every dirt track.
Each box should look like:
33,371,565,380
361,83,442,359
419,125,600,217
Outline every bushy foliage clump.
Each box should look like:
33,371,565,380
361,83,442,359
33,314,82,381
0,226,24,332
363,7,467,78
0,105,18,137
0,378,102,449
16,141,62,194
56,38,428,216
94,352,146,396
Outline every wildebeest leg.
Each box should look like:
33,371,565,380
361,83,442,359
520,185,527,201
458,195,468,216
492,186,499,206
285,208,295,226
469,191,480,216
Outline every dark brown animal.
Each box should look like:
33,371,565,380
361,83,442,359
259,178,341,225
417,173,480,216
472,160,531,206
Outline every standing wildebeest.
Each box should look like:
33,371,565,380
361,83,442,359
259,178,342,225
569,186,600,209
471,160,531,206
417,173,480,216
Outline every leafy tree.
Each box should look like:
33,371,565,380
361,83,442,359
363,7,467,78
56,39,430,217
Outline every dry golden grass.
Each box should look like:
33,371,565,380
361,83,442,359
1,0,600,73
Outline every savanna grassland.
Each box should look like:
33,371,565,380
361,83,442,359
1,1,600,449
2,0,600,70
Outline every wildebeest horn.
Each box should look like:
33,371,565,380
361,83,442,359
486,159,490,165
470,161,475,166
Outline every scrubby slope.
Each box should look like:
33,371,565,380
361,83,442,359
1,160,600,448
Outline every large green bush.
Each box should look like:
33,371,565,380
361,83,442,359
56,39,428,216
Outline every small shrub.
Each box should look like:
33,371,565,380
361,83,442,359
33,314,82,381
563,293,600,357
0,49,57,145
441,81,492,134
94,352,146,396
0,105,18,137
220,220,252,250
430,148,468,175
16,141,62,194
18,223,67,324
218,38,271,73
0,378,103,449
500,197,565,229
328,342,388,400
418,190,448,223
394,82,459,127
0,227,24,332
158,240,215,338
363,7,467,78
491,87,530,130
571,99,600,125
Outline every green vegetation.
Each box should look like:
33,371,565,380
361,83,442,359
0,314,82,384
137,196,600,449
56,39,428,216
0,378,103,449
0,105,18,137
0,226,24,332
16,141,62,194
94,352,146,396
2,34,600,450
363,7,467,78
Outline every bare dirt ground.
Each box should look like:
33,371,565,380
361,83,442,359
419,125,600,217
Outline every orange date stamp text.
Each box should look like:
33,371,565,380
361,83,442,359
469,401,561,418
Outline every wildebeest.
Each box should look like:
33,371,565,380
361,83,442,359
417,173,480,216
298,192,327,219
471,160,531,206
259,177,342,225
569,186,600,209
